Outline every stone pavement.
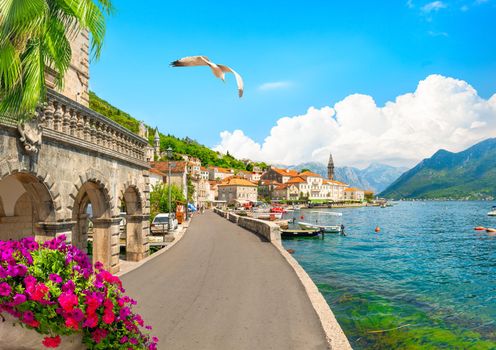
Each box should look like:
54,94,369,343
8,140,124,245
121,211,329,350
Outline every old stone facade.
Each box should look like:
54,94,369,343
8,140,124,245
46,31,90,107
218,177,258,205
0,90,150,274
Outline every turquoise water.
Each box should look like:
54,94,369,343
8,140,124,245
282,202,496,349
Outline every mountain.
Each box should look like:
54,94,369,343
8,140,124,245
285,162,407,193
380,138,496,200
89,92,264,171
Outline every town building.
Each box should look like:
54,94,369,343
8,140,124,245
150,161,189,200
149,168,166,189
344,188,365,201
208,167,235,181
261,167,299,184
218,177,258,205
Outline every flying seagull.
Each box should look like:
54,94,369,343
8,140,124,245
170,56,244,98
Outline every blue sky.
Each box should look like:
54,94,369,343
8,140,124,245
90,0,496,165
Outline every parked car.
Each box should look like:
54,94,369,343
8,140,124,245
151,213,178,234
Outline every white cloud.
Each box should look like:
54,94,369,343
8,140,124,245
422,1,447,12
258,81,293,91
213,75,496,168
428,30,449,37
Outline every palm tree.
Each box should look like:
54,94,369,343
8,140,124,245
0,0,113,120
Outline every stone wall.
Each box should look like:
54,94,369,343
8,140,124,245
0,90,150,273
45,31,90,107
213,208,281,242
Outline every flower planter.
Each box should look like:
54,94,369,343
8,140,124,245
0,314,84,350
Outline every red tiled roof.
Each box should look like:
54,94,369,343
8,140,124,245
149,168,166,176
345,187,363,192
272,168,299,177
286,177,305,184
218,177,257,187
298,171,322,178
151,161,187,174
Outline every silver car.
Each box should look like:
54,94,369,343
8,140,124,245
151,213,178,234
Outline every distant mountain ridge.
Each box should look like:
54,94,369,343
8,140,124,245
380,138,496,199
280,162,407,193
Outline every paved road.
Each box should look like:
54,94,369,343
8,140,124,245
121,211,328,350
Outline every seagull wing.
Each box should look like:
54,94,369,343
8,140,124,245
170,56,211,67
218,64,244,97
170,55,223,79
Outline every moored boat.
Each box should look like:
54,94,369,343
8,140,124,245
487,206,496,216
298,221,342,233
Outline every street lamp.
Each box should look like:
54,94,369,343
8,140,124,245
167,147,173,233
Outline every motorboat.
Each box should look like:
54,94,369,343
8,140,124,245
281,228,321,238
488,206,496,216
297,222,342,233
297,211,343,233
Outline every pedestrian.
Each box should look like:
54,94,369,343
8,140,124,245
340,224,346,236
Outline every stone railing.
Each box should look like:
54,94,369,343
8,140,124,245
214,208,281,243
0,89,149,168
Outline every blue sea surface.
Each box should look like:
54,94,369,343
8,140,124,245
282,201,496,349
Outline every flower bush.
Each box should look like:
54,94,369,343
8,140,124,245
0,235,158,349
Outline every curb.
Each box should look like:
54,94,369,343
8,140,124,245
116,217,192,277
272,241,352,350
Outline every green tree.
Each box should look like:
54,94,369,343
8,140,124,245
300,168,311,173
150,183,185,220
0,0,113,120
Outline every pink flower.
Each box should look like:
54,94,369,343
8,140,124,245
58,292,78,312
65,317,79,330
0,282,11,296
12,293,27,305
83,314,98,328
91,328,108,343
102,310,115,324
42,335,61,348
49,274,63,284
30,283,49,301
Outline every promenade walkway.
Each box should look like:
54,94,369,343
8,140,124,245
121,211,329,350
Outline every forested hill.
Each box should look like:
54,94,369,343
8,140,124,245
89,92,265,170
380,138,496,200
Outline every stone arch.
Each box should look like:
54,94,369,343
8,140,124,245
70,173,117,272
0,170,57,241
118,182,148,261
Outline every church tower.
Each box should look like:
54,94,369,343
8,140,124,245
327,152,335,180
153,128,160,159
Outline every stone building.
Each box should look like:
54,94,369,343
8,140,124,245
208,167,234,181
150,161,188,200
261,167,299,184
217,177,258,205
0,30,150,273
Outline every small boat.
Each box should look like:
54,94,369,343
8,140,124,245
298,221,342,233
281,228,321,238
486,228,496,233
474,226,487,231
297,211,343,233
488,206,496,216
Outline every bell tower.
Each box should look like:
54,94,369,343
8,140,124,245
327,153,335,180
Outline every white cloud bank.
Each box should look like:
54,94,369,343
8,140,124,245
213,75,496,168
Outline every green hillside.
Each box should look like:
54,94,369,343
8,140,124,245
380,138,496,200
89,92,265,170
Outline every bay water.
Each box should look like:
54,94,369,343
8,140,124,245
282,201,496,349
